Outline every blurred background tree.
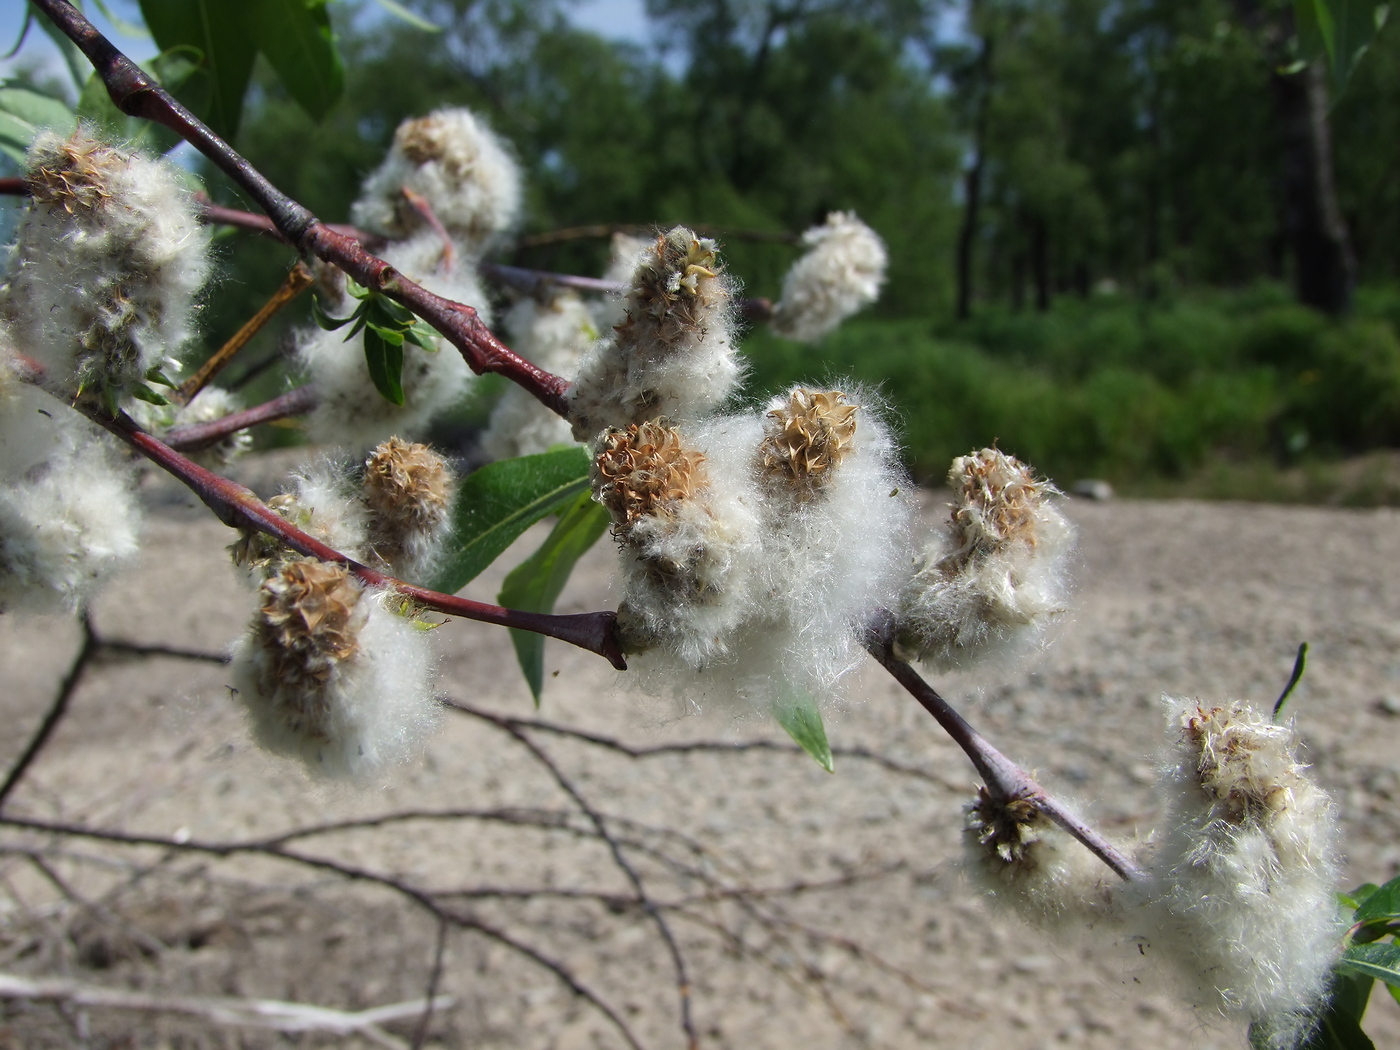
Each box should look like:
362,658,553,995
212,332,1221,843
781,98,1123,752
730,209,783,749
8,0,1397,491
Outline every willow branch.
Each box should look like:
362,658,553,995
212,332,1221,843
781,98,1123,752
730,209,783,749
163,384,318,451
66,394,625,669
863,615,1142,883
29,0,569,418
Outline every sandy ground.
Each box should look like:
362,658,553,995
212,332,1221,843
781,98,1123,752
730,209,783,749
2,457,1400,1049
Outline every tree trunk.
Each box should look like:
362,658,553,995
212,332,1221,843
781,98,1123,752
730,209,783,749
955,31,994,322
1272,62,1356,315
1031,213,1051,312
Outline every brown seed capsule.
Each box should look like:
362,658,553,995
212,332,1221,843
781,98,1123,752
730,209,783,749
362,437,452,568
252,561,363,742
26,136,119,214
592,421,707,535
615,228,725,351
948,448,1049,555
966,787,1048,870
758,388,858,499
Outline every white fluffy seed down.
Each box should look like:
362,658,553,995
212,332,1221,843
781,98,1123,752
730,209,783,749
297,231,487,449
569,228,743,441
229,562,440,780
351,108,521,250
962,788,1116,929
769,212,887,343
595,394,913,717
0,130,210,395
594,416,763,679
895,448,1073,672
480,293,596,460
1135,697,1341,1049
0,353,140,613
751,385,912,704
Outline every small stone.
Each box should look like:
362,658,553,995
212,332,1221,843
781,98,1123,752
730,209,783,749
1071,478,1114,500
1378,695,1400,716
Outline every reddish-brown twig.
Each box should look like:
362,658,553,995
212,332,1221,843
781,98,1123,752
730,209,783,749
863,614,1142,883
64,394,627,669
163,384,318,451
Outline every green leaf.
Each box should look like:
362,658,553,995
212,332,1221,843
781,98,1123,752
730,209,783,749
127,384,171,406
363,326,405,406
1342,942,1400,986
248,0,343,121
1289,973,1377,1050
773,695,835,773
1341,884,1382,913
367,322,405,346
0,84,76,162
404,322,440,351
144,365,178,388
1354,876,1400,929
310,294,353,331
499,493,610,704
1295,0,1390,95
138,0,257,139
370,0,443,32
28,2,92,90
1273,641,1309,721
429,447,592,595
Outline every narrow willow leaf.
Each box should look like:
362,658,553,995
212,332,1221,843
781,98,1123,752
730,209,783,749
429,447,591,594
1291,991,1376,1050
773,696,835,773
138,0,257,139
1341,942,1400,986
0,84,74,144
249,0,343,121
310,294,353,331
368,323,406,347
128,384,170,406
499,492,610,704
371,0,442,32
363,326,405,406
1354,876,1400,930
404,322,440,351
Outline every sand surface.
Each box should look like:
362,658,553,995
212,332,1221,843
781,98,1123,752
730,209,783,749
2,460,1400,1049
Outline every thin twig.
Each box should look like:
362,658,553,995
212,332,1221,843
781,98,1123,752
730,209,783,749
0,972,446,1047
456,705,700,1050
401,188,456,271
52,392,627,669
0,815,647,1050
163,384,318,451
0,612,97,811
863,615,1143,883
445,698,962,791
178,262,314,403
411,919,449,1050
